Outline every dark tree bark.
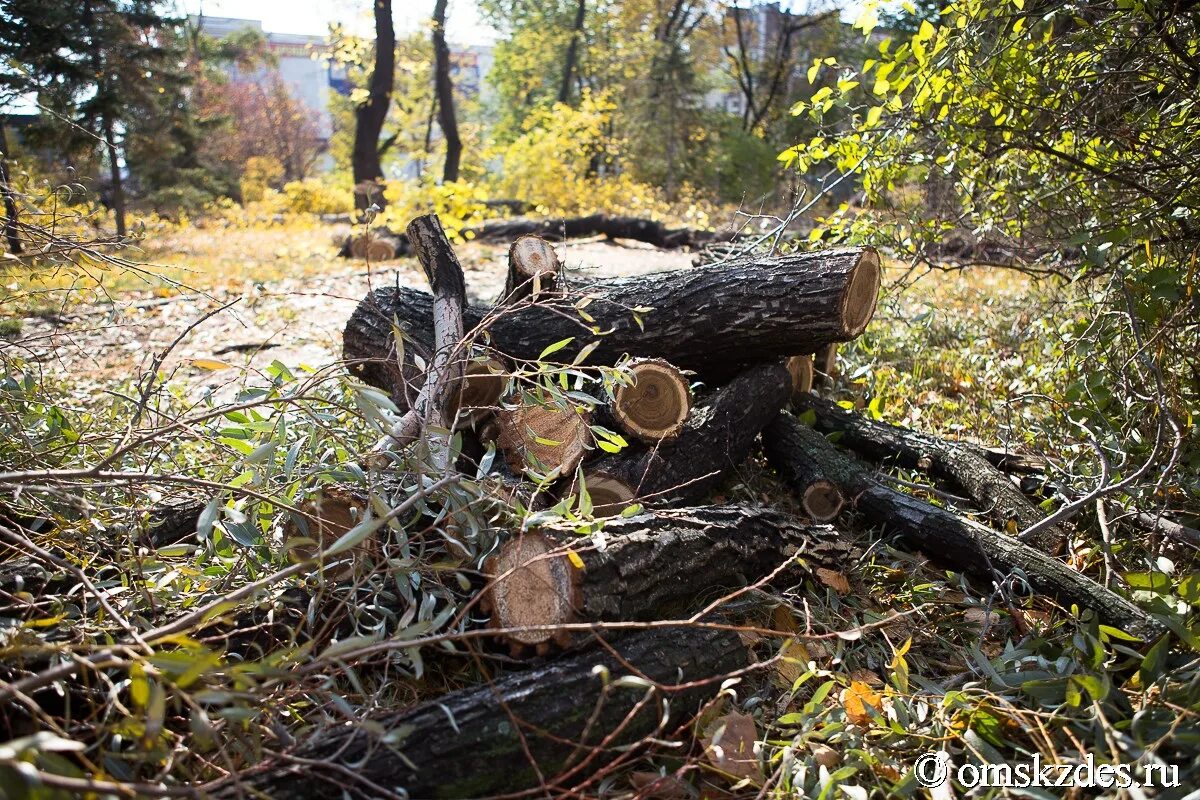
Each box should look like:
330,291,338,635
432,0,461,183
352,0,395,209
762,414,1163,640
0,120,21,254
241,627,748,799
583,362,792,508
343,247,880,402
466,213,724,248
558,0,587,104
102,116,126,237
484,504,845,649
793,395,1066,553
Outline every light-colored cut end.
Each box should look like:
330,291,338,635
581,471,637,517
509,236,560,281
839,249,881,337
802,480,845,523
350,233,397,262
612,359,692,442
452,357,507,429
786,355,814,399
484,531,576,645
497,402,591,479
285,487,377,578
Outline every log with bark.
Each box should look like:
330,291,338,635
575,362,792,512
792,395,1067,554
502,234,560,303
450,355,507,429
762,414,1163,640
482,504,846,650
344,247,881,396
241,626,749,799
610,358,692,443
464,213,727,249
496,398,592,479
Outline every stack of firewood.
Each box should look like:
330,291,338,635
254,214,1163,798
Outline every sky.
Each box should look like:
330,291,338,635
178,0,499,45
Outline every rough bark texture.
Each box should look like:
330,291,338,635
593,362,792,506
0,120,21,254
351,0,394,208
484,505,846,647
763,414,1163,640
465,214,728,249
794,395,1067,554
243,627,749,799
343,247,880,395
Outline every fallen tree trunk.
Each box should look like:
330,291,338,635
482,504,845,649
762,414,1163,640
792,395,1066,554
242,626,748,799
344,247,880,397
578,362,792,511
465,213,726,249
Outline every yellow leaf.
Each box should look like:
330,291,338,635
842,680,883,726
566,549,585,569
192,359,232,371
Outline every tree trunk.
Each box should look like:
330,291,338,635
483,504,845,649
558,0,587,104
465,213,725,248
241,627,749,800
762,414,1163,640
0,120,21,254
579,362,792,511
793,395,1067,554
432,0,461,183
372,214,467,465
343,247,880,399
352,0,394,209
102,115,125,237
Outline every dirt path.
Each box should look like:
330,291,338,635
7,238,694,397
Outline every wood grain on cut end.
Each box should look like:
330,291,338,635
839,248,881,337
497,402,591,478
612,359,691,442
581,471,637,517
484,531,577,645
451,357,507,428
802,479,845,522
284,487,377,578
505,235,560,302
787,355,814,399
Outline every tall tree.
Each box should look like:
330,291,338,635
558,0,587,104
0,120,21,253
352,0,395,209
432,0,462,182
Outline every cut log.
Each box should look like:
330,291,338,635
812,344,837,388
465,213,727,249
611,358,691,443
762,414,1163,640
496,400,591,479
282,485,379,580
503,235,560,303
344,247,880,394
482,504,846,648
241,626,748,799
372,214,468,464
786,355,814,399
450,356,507,429
347,230,403,261
579,469,638,516
583,362,791,507
793,395,1066,554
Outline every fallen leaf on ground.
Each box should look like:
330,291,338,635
815,568,851,595
841,680,883,727
701,712,763,785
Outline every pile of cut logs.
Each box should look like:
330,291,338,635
255,214,1164,797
